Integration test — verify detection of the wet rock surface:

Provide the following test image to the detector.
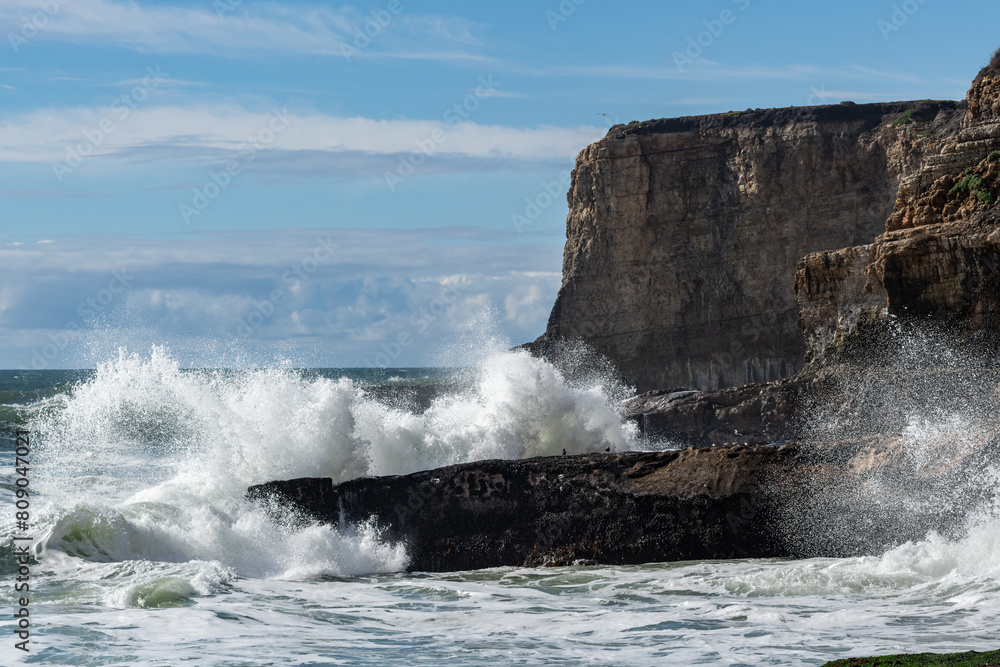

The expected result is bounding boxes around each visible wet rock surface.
[247,439,992,572]
[248,448,788,571]
[248,449,789,571]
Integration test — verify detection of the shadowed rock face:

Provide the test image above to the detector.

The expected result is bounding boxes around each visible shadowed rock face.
[247,441,991,572]
[528,101,962,392]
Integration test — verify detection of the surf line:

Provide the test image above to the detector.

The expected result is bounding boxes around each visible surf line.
[11,430,31,653]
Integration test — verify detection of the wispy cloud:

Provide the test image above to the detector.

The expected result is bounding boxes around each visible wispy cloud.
[97,77,204,88]
[0,104,604,168]
[0,189,110,199]
[0,227,560,274]
[538,63,820,81]
[805,89,918,103]
[0,0,491,63]
[528,61,950,87]
[469,89,527,99]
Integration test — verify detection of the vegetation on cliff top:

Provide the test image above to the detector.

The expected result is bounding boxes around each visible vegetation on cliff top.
[989,46,1000,72]
[894,109,917,126]
[822,649,1000,667]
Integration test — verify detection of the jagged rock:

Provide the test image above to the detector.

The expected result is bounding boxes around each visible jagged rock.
[887,65,1000,232]
[251,449,797,571]
[625,363,1000,450]
[623,380,800,448]
[528,101,961,392]
[798,214,1000,363]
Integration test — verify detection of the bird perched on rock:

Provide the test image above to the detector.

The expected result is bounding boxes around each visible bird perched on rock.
[562,448,567,456]
[604,446,611,452]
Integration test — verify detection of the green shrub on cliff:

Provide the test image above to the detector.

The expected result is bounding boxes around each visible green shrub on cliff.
[822,648,1000,667]
[894,109,916,126]
[944,165,998,208]
[949,173,985,196]
[988,150,1000,163]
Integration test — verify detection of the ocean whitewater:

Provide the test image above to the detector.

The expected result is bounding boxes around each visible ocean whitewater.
[1,345,999,665]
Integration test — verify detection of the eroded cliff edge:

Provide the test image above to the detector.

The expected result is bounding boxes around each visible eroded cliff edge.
[529,100,962,392]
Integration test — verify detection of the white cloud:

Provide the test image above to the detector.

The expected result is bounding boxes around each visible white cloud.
[0,228,564,367]
[0,284,24,319]
[504,280,557,329]
[535,62,948,87]
[0,227,561,275]
[0,104,604,165]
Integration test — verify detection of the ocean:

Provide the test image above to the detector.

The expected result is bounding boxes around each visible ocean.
[1,345,999,666]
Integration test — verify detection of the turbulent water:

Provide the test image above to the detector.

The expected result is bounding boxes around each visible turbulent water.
[1,346,999,665]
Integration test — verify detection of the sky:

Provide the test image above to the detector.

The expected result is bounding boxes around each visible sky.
[0,0,998,369]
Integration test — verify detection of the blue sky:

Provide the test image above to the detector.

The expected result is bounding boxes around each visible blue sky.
[0,0,997,369]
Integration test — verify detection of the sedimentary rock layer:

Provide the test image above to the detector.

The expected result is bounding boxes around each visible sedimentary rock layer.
[530,101,961,392]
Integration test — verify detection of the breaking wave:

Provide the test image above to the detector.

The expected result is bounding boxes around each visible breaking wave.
[20,344,636,588]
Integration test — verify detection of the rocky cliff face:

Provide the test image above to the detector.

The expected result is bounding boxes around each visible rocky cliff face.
[798,62,1000,364]
[531,101,961,392]
[630,59,1000,450]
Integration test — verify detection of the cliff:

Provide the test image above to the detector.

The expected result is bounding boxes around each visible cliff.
[626,57,1000,449]
[798,58,1000,364]
[530,101,962,392]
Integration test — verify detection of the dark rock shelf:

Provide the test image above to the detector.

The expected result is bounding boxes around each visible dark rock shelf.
[247,440,986,572]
